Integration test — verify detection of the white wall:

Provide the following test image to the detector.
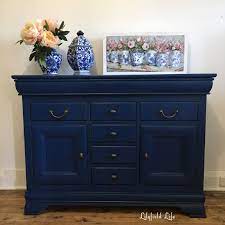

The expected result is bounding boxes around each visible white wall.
[0,0,225,190]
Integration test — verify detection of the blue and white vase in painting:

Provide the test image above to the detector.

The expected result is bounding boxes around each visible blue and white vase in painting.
[39,49,62,75]
[118,50,130,65]
[67,31,95,74]
[156,52,170,67]
[110,51,119,63]
[130,51,145,66]
[145,50,157,66]
[170,50,183,68]
[106,51,111,62]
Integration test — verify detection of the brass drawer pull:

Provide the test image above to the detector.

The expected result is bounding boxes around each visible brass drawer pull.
[110,131,118,137]
[144,152,149,159]
[79,152,84,159]
[111,153,117,158]
[160,109,178,119]
[49,109,69,119]
[109,109,117,114]
[111,174,118,180]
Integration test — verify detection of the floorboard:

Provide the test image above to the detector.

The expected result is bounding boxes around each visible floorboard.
[0,191,225,225]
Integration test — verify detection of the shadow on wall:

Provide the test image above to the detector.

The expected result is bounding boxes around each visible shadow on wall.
[205,101,225,172]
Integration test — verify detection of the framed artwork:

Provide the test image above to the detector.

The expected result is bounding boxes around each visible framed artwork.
[103,33,188,75]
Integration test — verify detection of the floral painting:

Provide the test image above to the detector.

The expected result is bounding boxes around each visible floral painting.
[103,34,187,75]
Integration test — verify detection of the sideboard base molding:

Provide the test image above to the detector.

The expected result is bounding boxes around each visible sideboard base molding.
[24,199,206,218]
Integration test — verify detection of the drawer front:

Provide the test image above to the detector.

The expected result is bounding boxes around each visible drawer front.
[91,146,136,164]
[141,102,198,121]
[91,125,136,143]
[91,102,136,121]
[31,103,87,121]
[92,168,136,185]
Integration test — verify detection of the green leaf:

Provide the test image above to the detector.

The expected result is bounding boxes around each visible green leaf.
[59,21,65,30]
[60,30,70,35]
[44,20,49,30]
[59,35,67,41]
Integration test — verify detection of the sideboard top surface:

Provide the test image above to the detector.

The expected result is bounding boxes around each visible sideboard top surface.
[12,73,217,81]
[12,74,216,95]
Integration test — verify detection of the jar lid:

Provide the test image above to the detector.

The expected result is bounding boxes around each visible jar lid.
[73,30,92,47]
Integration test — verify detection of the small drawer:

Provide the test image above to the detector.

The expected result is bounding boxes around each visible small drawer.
[141,102,198,121]
[31,102,87,121]
[91,102,136,121]
[91,146,136,164]
[91,125,136,143]
[92,168,136,185]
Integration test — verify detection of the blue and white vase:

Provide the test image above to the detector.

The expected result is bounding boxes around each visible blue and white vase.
[118,50,130,65]
[170,50,183,68]
[39,49,62,75]
[156,52,170,67]
[110,51,119,63]
[145,50,157,66]
[130,51,145,66]
[67,31,95,73]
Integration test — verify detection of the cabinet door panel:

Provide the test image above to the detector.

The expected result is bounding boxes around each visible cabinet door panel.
[141,125,198,186]
[32,125,88,185]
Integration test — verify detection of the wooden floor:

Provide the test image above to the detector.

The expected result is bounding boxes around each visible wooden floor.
[0,191,225,225]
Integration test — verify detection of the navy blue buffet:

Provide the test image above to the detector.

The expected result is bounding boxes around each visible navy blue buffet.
[12,74,216,217]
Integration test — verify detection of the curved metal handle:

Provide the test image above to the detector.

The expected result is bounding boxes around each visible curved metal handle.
[160,109,178,119]
[49,109,69,119]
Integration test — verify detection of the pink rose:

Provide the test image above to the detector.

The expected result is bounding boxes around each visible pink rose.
[20,22,39,45]
[128,40,135,49]
[41,31,60,48]
[42,19,58,32]
[35,19,44,42]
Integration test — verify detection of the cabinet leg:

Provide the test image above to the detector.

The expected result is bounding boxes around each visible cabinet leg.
[180,204,206,218]
[24,200,47,215]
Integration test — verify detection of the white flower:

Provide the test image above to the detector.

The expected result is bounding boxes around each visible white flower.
[142,43,149,51]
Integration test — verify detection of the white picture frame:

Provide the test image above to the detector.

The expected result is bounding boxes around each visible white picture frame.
[103,33,188,75]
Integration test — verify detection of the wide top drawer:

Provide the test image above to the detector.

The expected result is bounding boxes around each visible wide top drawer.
[31,102,87,121]
[91,102,136,121]
[141,102,199,121]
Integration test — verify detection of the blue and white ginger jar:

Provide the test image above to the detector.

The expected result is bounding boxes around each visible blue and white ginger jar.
[39,49,62,75]
[118,50,130,65]
[156,52,170,67]
[67,31,95,72]
[170,50,183,68]
[130,52,145,66]
[145,50,157,66]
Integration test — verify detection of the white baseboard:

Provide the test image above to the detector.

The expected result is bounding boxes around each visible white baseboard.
[0,169,225,191]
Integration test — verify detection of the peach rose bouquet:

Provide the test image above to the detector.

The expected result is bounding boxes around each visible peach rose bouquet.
[17,19,69,73]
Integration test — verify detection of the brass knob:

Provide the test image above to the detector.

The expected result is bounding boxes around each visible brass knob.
[109,109,117,114]
[110,131,117,136]
[111,174,118,180]
[144,152,149,159]
[79,152,84,159]
[111,153,117,159]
